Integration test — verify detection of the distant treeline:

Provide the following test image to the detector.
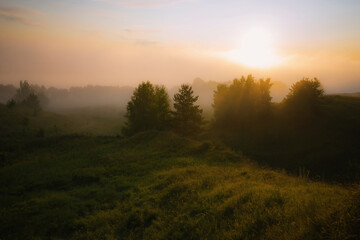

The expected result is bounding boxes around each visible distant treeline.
[0,79,290,110]
[0,83,134,109]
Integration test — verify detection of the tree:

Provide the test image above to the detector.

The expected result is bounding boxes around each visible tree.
[122,82,171,135]
[14,80,34,103]
[154,86,171,130]
[13,80,46,112]
[172,84,203,135]
[213,75,273,128]
[23,93,41,114]
[284,78,324,115]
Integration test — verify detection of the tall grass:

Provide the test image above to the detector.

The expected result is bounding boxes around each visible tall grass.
[1,131,359,239]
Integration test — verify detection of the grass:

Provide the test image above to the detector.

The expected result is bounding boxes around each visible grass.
[212,95,360,182]
[1,131,359,239]
[0,104,125,138]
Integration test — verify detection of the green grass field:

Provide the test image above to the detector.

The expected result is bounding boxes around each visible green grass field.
[1,131,359,239]
[1,96,360,239]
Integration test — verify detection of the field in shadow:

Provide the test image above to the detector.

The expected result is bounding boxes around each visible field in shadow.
[1,131,359,239]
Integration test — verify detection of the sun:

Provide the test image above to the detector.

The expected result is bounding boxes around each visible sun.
[222,27,284,68]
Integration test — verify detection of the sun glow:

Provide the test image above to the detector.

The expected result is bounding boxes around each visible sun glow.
[222,28,284,68]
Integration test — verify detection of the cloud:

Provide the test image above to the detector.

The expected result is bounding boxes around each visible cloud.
[0,5,41,26]
[123,28,161,34]
[93,0,195,8]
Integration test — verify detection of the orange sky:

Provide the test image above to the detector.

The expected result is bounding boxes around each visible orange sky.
[0,0,360,93]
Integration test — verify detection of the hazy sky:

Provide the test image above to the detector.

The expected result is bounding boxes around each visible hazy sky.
[0,0,360,92]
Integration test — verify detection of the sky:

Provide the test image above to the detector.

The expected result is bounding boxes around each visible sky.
[0,0,360,92]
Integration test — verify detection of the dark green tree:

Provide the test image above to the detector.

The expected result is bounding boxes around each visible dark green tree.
[154,86,171,130]
[284,77,324,115]
[123,82,155,135]
[213,75,273,128]
[122,82,171,135]
[172,84,203,135]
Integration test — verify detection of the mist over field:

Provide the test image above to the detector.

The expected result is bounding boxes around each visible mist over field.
[0,78,292,111]
[1,0,360,239]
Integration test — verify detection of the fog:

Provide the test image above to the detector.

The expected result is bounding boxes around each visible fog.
[0,77,294,113]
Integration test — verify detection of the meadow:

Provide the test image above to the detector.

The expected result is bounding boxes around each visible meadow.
[2,0,360,238]
[1,102,360,239]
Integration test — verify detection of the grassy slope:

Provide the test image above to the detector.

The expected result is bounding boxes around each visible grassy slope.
[214,95,360,181]
[1,131,359,239]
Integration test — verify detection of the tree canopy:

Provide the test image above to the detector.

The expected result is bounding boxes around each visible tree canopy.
[284,78,324,115]
[14,80,34,103]
[123,82,171,135]
[213,75,272,128]
[172,84,203,136]
[12,80,43,113]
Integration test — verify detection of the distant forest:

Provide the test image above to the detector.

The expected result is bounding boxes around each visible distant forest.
[0,78,292,109]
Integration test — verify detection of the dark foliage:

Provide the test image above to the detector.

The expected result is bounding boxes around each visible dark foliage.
[213,75,272,129]
[284,77,324,117]
[122,82,171,135]
[14,80,35,103]
[172,84,203,136]
[11,80,48,113]
[212,77,360,182]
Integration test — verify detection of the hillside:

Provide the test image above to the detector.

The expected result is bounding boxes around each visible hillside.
[213,95,360,182]
[1,131,359,239]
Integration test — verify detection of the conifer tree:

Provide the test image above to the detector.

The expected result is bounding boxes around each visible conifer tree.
[172,84,203,135]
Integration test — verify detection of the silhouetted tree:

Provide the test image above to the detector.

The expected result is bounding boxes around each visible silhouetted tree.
[259,78,272,107]
[154,86,171,130]
[284,78,324,115]
[172,84,203,135]
[14,80,34,103]
[213,75,273,128]
[12,80,47,112]
[31,84,49,107]
[122,82,171,135]
[24,93,41,114]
